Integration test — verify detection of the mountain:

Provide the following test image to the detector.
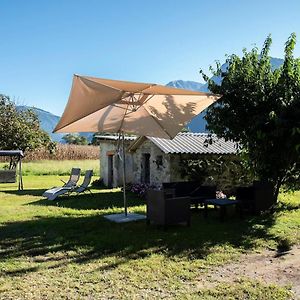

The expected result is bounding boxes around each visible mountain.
[166,80,206,91]
[270,57,284,70]
[166,80,209,132]
[17,106,92,143]
[166,57,284,133]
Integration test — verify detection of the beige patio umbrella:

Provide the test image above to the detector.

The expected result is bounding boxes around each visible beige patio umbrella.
[54,75,221,220]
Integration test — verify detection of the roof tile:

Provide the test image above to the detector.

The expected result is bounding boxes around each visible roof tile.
[148,133,237,154]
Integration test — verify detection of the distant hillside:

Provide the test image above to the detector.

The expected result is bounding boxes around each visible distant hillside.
[166,80,209,132]
[17,106,92,143]
[166,80,206,91]
[167,57,284,133]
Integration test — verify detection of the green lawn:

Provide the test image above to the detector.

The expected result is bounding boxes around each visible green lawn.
[0,175,299,299]
[0,159,100,176]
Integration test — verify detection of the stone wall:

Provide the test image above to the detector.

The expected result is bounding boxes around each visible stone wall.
[100,139,239,189]
[99,141,134,187]
[131,140,171,187]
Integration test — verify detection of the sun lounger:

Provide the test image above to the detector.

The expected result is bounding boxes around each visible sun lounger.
[43,168,81,200]
[60,168,81,187]
[73,170,93,194]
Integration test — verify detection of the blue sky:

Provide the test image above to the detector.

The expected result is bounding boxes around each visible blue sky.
[0,0,299,116]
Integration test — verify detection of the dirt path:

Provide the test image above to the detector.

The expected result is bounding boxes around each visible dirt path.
[198,246,300,298]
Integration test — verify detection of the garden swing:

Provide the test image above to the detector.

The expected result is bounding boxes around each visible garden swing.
[0,150,24,190]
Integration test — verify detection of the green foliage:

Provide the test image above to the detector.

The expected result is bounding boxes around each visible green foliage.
[0,95,51,152]
[62,133,88,145]
[91,177,104,188]
[90,133,100,145]
[201,34,300,200]
[181,126,190,133]
[179,154,254,196]
[276,237,293,252]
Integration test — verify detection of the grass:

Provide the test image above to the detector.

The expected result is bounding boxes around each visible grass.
[0,175,299,299]
[196,279,293,300]
[0,160,100,176]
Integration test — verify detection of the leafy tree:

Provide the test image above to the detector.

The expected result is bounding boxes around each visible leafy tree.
[179,154,254,196]
[201,34,300,201]
[0,95,52,152]
[90,133,100,146]
[62,133,88,145]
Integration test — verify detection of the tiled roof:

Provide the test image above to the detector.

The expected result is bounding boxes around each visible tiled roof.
[147,133,237,154]
[98,133,238,155]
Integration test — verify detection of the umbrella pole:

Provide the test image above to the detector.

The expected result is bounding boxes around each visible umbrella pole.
[121,132,127,216]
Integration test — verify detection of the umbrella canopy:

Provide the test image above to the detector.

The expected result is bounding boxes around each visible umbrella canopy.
[54,75,221,220]
[54,75,221,138]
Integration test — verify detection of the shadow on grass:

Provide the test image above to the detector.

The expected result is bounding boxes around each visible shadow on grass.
[27,190,145,210]
[2,187,145,211]
[274,201,300,212]
[2,189,46,197]
[0,202,277,277]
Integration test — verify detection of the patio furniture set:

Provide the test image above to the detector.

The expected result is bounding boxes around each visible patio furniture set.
[41,168,274,227]
[146,181,275,228]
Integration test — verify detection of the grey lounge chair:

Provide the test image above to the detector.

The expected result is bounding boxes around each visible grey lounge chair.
[43,168,81,200]
[73,170,93,194]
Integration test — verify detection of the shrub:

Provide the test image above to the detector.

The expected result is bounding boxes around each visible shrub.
[91,178,104,188]
[128,183,157,198]
[277,237,293,253]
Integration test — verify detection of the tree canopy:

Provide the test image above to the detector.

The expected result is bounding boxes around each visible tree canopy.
[201,34,300,200]
[0,95,52,152]
[62,133,88,145]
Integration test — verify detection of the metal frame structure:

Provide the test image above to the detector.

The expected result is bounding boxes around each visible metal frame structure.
[0,150,24,190]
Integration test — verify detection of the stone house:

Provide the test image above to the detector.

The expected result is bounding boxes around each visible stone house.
[97,133,237,188]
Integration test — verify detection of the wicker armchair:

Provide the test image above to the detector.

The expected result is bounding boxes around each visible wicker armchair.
[236,181,275,214]
[146,189,191,228]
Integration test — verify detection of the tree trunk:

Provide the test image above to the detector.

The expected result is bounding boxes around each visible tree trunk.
[273,176,284,203]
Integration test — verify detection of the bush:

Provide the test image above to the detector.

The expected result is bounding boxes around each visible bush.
[277,237,293,253]
[0,94,51,152]
[91,178,104,188]
[179,154,254,196]
[128,183,157,198]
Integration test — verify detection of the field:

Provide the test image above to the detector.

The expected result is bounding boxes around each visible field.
[0,162,299,299]
[0,144,99,162]
[0,160,100,176]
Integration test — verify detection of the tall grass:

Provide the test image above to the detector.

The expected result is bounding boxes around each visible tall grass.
[25,144,99,161]
[0,144,99,162]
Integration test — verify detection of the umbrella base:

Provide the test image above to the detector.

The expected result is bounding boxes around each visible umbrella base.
[104,213,146,223]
